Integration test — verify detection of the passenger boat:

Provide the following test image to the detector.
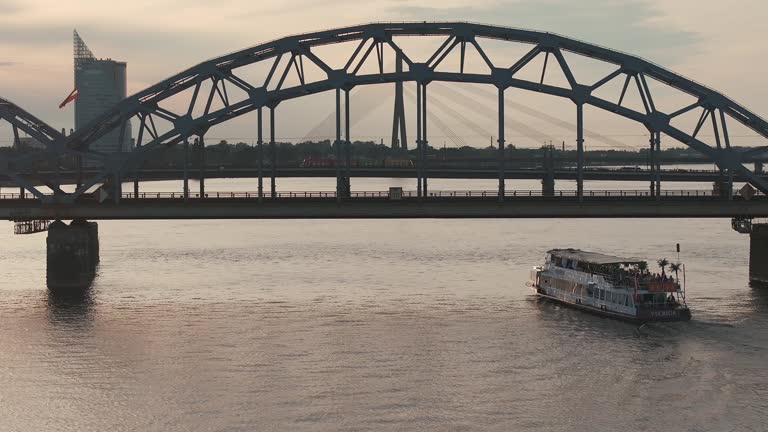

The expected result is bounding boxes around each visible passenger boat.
[530,249,691,322]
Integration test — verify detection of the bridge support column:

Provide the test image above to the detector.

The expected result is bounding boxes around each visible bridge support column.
[76,155,83,191]
[133,170,139,200]
[649,132,656,197]
[542,174,555,196]
[115,123,125,204]
[750,223,768,283]
[542,144,555,197]
[335,88,341,201]
[333,88,350,202]
[183,138,189,202]
[576,103,584,201]
[648,131,662,199]
[199,135,205,198]
[755,162,764,175]
[714,170,733,199]
[270,107,277,198]
[416,83,423,199]
[497,86,505,201]
[13,126,24,199]
[133,141,140,200]
[344,89,352,197]
[46,219,99,292]
[728,171,734,200]
[655,132,662,199]
[257,107,264,203]
[422,83,428,197]
[113,172,121,205]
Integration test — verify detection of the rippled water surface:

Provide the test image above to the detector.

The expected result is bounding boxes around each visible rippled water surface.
[1,179,767,431]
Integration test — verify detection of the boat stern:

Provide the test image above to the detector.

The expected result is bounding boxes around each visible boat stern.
[530,266,544,291]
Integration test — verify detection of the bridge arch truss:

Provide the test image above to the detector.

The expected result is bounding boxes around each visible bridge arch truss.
[3,22,768,202]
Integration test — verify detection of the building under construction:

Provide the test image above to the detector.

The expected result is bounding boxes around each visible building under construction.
[73,30,132,154]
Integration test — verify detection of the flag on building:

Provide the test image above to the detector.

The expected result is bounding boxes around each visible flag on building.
[59,88,78,109]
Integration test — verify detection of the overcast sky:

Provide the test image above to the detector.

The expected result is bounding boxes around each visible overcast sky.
[0,0,765,149]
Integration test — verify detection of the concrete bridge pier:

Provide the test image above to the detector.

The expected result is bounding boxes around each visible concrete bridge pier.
[46,219,99,291]
[750,223,768,283]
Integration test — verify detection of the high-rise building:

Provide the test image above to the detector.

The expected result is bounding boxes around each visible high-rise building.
[73,30,132,154]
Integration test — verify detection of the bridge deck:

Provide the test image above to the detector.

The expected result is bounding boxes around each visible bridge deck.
[2,190,767,220]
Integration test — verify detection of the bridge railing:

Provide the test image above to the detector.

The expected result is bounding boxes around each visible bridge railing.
[112,189,756,199]
[0,188,761,201]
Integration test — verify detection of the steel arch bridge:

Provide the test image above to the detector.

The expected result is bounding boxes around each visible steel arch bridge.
[2,21,768,203]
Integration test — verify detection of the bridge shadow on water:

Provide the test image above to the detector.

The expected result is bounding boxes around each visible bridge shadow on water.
[748,280,768,313]
[46,288,95,327]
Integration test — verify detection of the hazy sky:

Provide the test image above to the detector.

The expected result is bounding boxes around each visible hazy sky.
[0,0,765,148]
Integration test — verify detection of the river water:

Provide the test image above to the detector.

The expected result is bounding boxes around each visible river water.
[1,178,767,431]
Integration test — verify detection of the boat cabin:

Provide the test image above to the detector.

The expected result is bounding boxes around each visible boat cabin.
[547,248,680,293]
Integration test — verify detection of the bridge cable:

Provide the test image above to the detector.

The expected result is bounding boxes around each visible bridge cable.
[403,87,466,148]
[403,86,475,147]
[301,85,390,142]
[437,82,633,149]
[428,82,553,145]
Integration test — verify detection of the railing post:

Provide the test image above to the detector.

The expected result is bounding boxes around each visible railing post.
[497,86,506,202]
[257,107,264,203]
[576,103,585,201]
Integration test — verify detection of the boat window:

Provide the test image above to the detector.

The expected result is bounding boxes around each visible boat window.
[599,289,605,301]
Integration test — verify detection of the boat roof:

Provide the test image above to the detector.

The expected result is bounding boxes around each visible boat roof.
[548,248,644,265]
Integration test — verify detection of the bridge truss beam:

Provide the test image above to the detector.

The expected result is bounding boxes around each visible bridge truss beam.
[1,22,767,204]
